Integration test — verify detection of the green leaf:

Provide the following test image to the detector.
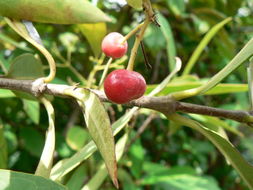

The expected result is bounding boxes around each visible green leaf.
[35,97,55,178]
[50,108,138,180]
[158,13,177,71]
[77,91,118,187]
[146,83,248,96]
[182,17,232,76]
[81,133,128,190]
[66,126,90,151]
[126,0,142,9]
[22,99,40,125]
[0,125,8,169]
[143,175,221,190]
[6,53,44,100]
[19,127,44,157]
[168,114,253,190]
[7,53,44,79]
[190,114,243,137]
[78,23,107,58]
[166,0,185,16]
[0,169,67,190]
[0,0,110,24]
[0,89,15,98]
[129,139,145,178]
[66,163,87,190]
[141,164,220,190]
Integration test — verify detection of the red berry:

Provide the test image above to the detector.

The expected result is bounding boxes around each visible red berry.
[104,69,146,104]
[101,32,128,59]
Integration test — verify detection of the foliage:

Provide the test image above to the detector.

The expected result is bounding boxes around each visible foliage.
[0,0,253,190]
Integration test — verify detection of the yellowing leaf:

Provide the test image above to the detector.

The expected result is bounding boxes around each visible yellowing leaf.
[78,23,107,58]
[126,0,143,9]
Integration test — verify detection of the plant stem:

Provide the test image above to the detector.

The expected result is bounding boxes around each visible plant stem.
[121,22,144,44]
[126,19,150,71]
[98,57,113,88]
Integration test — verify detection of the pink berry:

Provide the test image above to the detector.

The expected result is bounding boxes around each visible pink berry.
[101,32,128,59]
[104,69,146,104]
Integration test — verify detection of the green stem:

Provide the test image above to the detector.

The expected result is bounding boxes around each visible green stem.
[98,57,113,89]
[121,22,144,44]
[126,19,150,71]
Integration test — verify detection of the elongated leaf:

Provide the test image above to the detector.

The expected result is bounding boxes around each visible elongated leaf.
[183,17,232,76]
[22,99,40,125]
[0,0,110,24]
[0,125,8,169]
[50,108,138,180]
[189,114,243,137]
[77,91,117,187]
[0,169,67,190]
[35,98,55,178]
[146,83,248,95]
[78,23,107,58]
[158,13,177,71]
[126,0,142,9]
[81,133,128,190]
[167,114,253,190]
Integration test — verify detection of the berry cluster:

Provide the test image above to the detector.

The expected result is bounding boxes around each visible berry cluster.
[102,32,146,104]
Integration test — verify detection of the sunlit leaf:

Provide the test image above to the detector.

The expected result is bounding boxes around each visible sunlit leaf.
[146,83,248,96]
[78,23,107,58]
[0,0,111,24]
[0,89,15,98]
[77,91,117,187]
[35,97,55,178]
[0,169,67,190]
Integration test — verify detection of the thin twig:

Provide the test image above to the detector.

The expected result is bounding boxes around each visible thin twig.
[0,78,253,124]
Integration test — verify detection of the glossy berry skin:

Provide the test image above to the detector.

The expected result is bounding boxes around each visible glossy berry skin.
[104,69,146,104]
[101,32,128,58]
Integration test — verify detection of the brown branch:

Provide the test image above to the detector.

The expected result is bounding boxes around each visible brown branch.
[0,78,253,125]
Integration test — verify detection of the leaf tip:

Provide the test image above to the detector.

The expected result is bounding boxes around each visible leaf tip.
[113,178,119,189]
